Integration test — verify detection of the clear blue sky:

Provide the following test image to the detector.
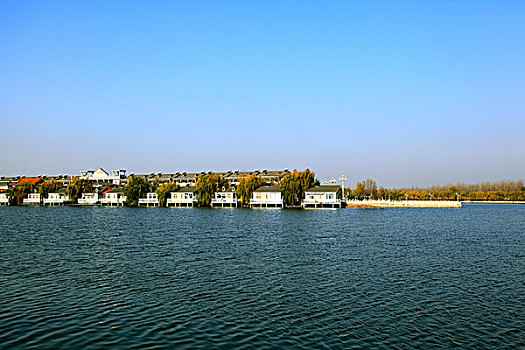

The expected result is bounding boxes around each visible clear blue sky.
[1,1,524,187]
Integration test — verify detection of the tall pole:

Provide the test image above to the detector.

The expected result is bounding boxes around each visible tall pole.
[339,175,347,200]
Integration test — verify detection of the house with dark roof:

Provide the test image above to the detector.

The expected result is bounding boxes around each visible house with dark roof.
[302,185,343,209]
[167,186,198,207]
[211,186,239,208]
[250,185,284,208]
[175,173,200,187]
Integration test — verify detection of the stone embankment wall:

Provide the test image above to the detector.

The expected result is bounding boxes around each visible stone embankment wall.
[346,200,462,208]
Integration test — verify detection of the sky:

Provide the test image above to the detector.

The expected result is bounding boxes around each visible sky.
[1,1,524,187]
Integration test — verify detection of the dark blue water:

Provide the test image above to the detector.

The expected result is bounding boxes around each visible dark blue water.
[0,205,523,349]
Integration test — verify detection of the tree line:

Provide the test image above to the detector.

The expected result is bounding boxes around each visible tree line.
[8,174,524,205]
[347,178,525,201]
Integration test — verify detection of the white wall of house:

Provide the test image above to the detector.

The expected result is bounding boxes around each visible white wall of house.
[23,193,41,204]
[78,193,99,205]
[0,193,9,205]
[251,191,283,204]
[44,192,70,205]
[167,191,197,205]
[100,192,127,205]
[138,192,160,206]
[304,191,340,204]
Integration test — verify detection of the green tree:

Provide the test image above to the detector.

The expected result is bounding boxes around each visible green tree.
[156,182,180,207]
[196,174,228,207]
[8,183,36,205]
[66,178,94,203]
[123,176,150,207]
[39,181,63,199]
[353,182,365,199]
[279,169,317,206]
[237,175,264,207]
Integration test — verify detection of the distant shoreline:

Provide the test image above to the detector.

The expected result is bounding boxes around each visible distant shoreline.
[461,200,525,204]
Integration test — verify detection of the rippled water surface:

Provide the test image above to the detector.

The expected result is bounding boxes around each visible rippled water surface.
[1,205,524,349]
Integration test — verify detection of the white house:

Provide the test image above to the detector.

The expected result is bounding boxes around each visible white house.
[138,192,160,207]
[23,193,42,205]
[43,189,70,206]
[302,185,343,209]
[250,185,284,208]
[211,187,239,207]
[0,191,9,205]
[78,193,99,205]
[167,187,198,207]
[100,188,127,206]
[80,168,127,185]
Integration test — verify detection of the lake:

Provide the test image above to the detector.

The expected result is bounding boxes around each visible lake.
[0,204,523,349]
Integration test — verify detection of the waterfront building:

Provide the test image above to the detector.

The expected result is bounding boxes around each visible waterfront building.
[250,185,284,208]
[0,180,10,191]
[211,187,239,207]
[302,185,344,209]
[166,187,198,207]
[138,192,160,207]
[224,169,290,185]
[78,193,99,205]
[100,188,127,206]
[80,168,127,185]
[43,189,70,206]
[175,173,200,187]
[23,193,42,205]
[0,191,9,205]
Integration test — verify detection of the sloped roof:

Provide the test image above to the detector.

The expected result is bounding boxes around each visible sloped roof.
[305,185,341,193]
[254,185,281,193]
[103,187,124,194]
[177,186,197,193]
[14,177,43,186]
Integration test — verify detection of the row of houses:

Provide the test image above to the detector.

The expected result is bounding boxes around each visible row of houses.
[0,185,344,209]
[0,168,291,190]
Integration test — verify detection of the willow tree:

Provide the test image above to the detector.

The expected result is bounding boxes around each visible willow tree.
[66,178,94,203]
[123,176,150,207]
[156,182,180,207]
[196,174,227,207]
[39,181,63,198]
[8,183,35,205]
[279,169,317,206]
[236,175,264,207]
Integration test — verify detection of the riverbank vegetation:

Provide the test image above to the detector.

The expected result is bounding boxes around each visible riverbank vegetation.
[236,175,264,206]
[122,176,151,206]
[66,179,94,203]
[8,183,35,205]
[347,179,525,201]
[280,169,318,206]
[156,183,180,207]
[196,174,228,207]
